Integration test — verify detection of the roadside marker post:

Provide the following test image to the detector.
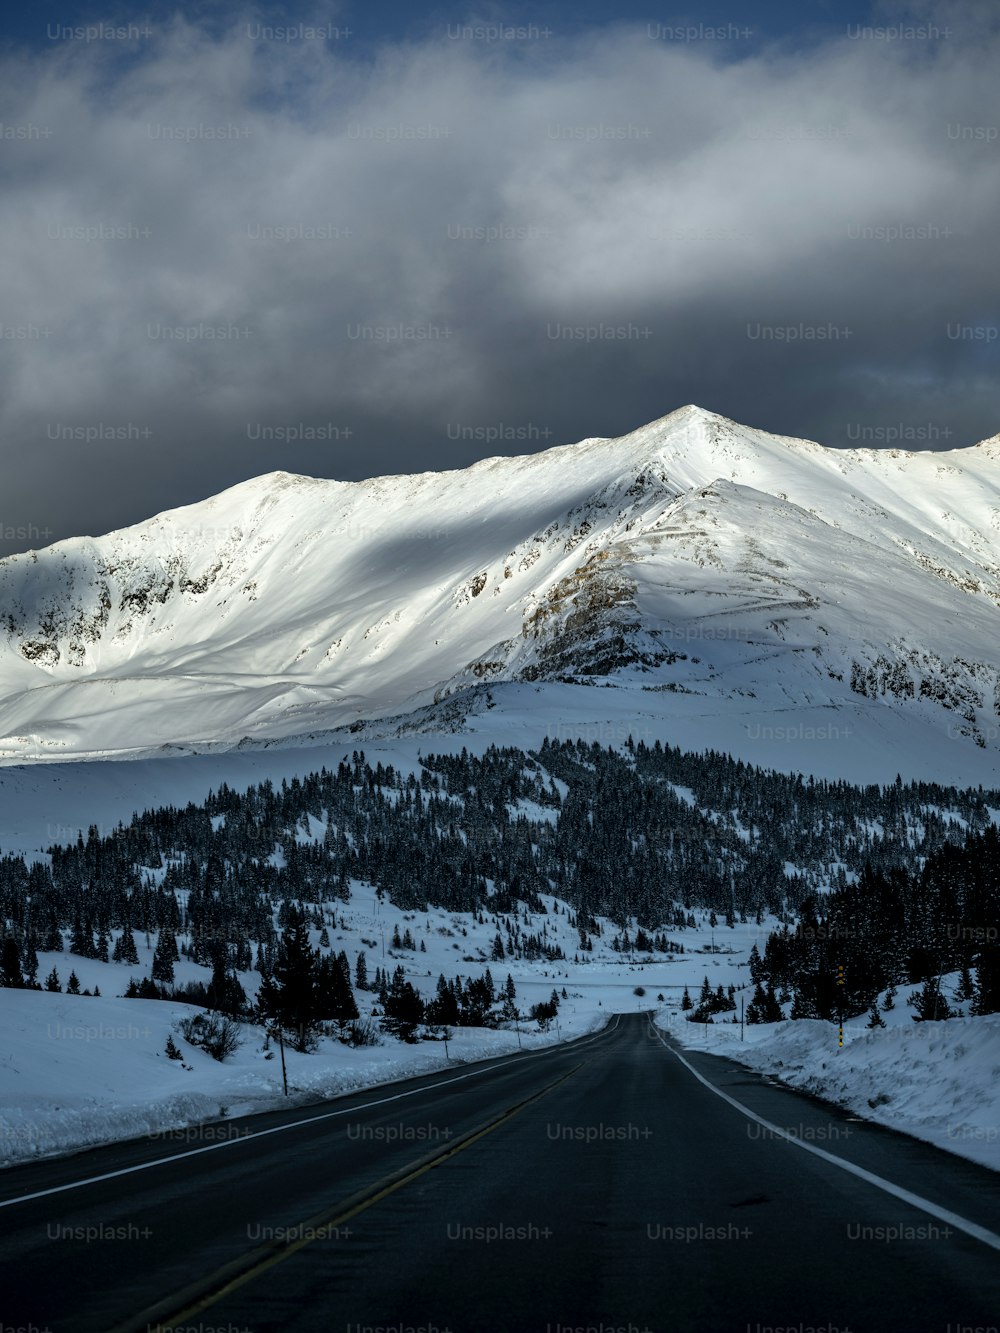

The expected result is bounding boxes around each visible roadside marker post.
[837,963,844,1049]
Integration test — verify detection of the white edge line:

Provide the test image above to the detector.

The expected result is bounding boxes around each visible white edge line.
[649,1019,1000,1254]
[0,1017,617,1211]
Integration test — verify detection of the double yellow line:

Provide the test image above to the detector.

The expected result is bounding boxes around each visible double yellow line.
[112,1061,583,1333]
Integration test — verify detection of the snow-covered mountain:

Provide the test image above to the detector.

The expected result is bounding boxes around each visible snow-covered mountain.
[3,402,1000,771]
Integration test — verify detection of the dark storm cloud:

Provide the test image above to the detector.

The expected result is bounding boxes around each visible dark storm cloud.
[0,2,998,554]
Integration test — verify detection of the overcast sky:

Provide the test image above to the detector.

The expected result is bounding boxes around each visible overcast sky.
[0,0,998,555]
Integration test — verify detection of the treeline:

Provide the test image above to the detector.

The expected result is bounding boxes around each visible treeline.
[1,738,999,984]
[751,825,1000,1018]
[372,965,540,1041]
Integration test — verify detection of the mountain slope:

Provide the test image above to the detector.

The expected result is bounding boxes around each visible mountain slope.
[2,403,1000,767]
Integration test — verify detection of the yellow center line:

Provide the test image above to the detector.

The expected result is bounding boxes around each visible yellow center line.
[112,1059,585,1333]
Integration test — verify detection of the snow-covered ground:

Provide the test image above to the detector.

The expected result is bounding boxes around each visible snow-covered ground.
[668,980,1000,1173]
[4,888,997,1177]
[0,989,608,1168]
[0,888,759,1168]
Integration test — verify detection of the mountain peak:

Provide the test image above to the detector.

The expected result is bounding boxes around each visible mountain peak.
[632,402,727,434]
[5,403,1000,772]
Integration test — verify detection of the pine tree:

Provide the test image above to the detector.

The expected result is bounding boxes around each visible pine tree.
[355,952,369,991]
[44,910,63,953]
[681,986,692,1011]
[45,967,61,992]
[910,975,952,1021]
[69,913,93,958]
[151,932,176,984]
[461,975,496,1027]
[113,930,140,965]
[0,938,23,988]
[866,1004,886,1029]
[500,973,519,1022]
[21,935,39,987]
[205,943,248,1017]
[790,989,819,1019]
[762,983,783,1023]
[972,946,1000,1017]
[258,908,319,1052]
[427,973,460,1025]
[314,954,359,1028]
[66,970,81,995]
[748,943,764,984]
[746,983,769,1024]
[382,965,425,1040]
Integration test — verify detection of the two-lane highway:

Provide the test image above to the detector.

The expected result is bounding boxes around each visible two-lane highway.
[2,1013,998,1332]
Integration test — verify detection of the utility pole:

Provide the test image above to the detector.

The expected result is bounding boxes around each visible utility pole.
[740,993,744,1042]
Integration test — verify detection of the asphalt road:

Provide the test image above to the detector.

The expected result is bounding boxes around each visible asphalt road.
[1,1012,999,1333]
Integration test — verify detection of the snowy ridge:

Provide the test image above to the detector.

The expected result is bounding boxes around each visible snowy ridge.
[2,403,1000,771]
